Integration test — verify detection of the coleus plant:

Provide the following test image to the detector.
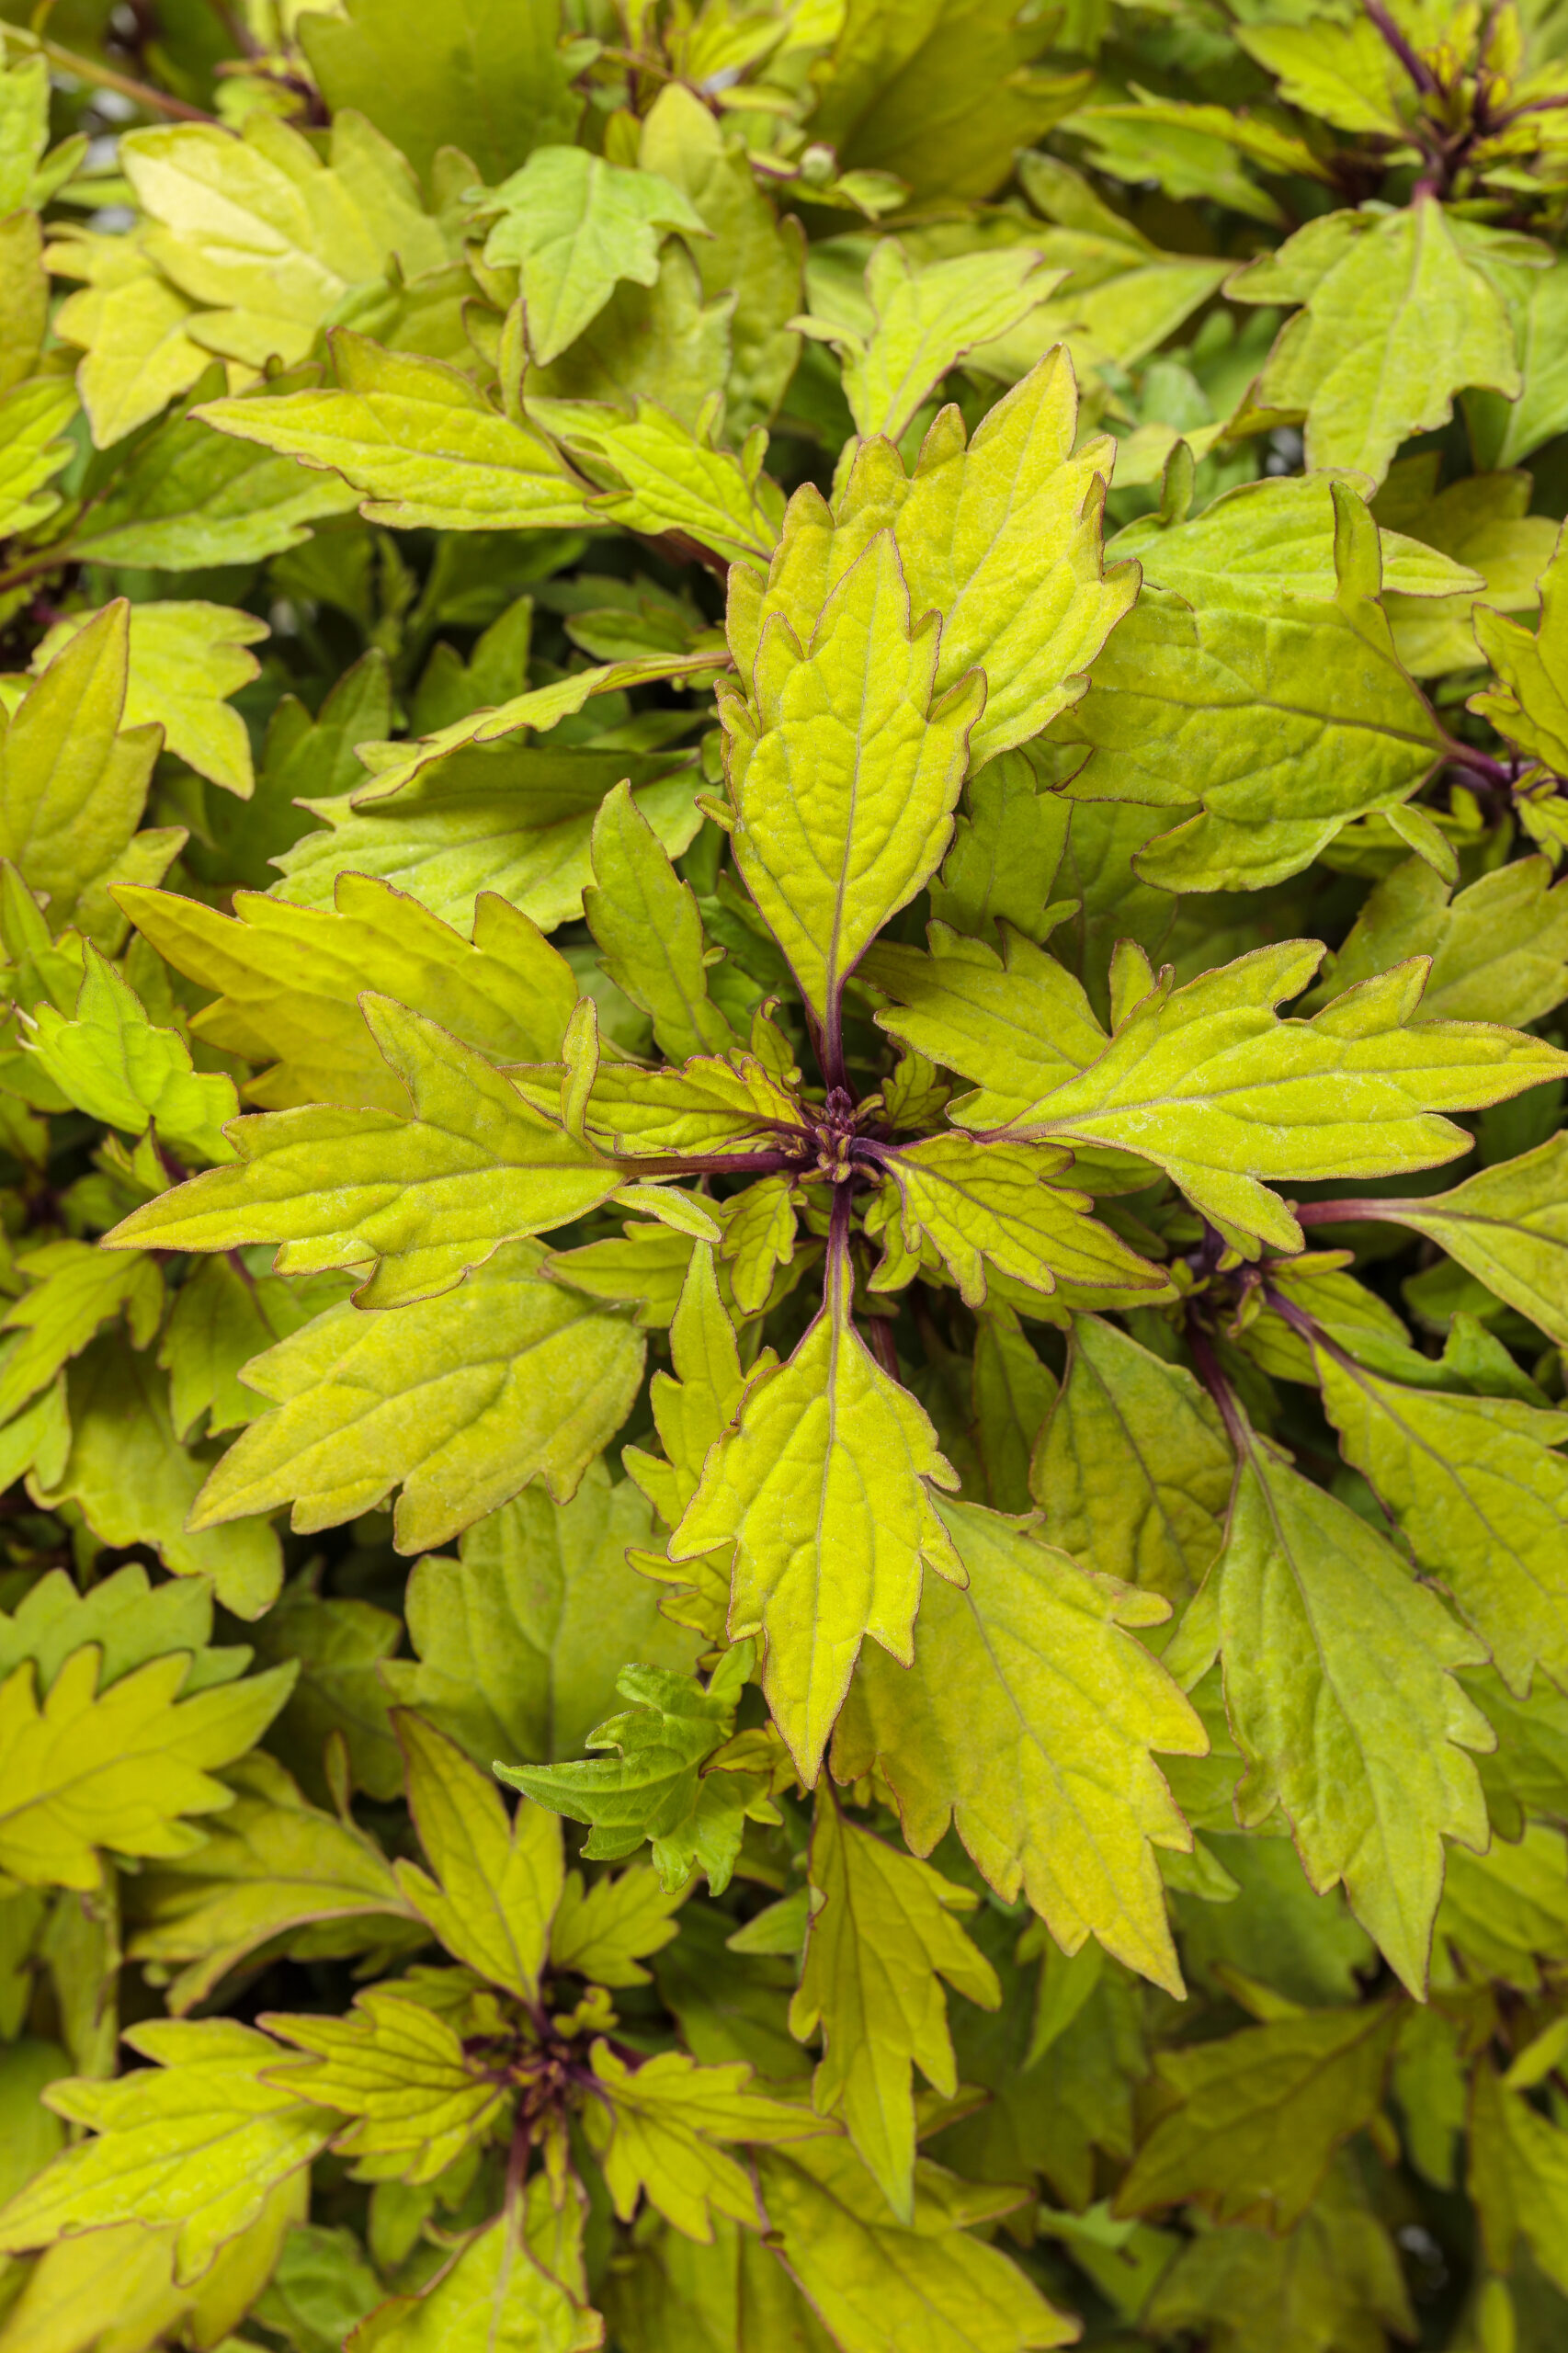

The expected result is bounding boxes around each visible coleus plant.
[2,1,1568,2350]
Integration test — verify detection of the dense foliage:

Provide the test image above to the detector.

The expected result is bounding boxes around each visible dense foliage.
[4,1,1568,2347]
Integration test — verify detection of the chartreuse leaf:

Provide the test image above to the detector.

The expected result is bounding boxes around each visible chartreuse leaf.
[47,225,210,447]
[197,333,594,533]
[584,2040,826,2243]
[0,1237,161,1427]
[672,1223,961,1779]
[735,351,1135,774]
[0,1560,250,1697]
[755,2136,1077,2353]
[1030,1314,1234,1604]
[1228,202,1521,482]
[0,2018,335,2287]
[0,377,77,538]
[876,1131,1164,1310]
[497,1644,757,1895]
[126,1751,415,2013]
[722,527,983,1044]
[106,999,620,1308]
[159,1256,350,1441]
[263,1987,507,2185]
[548,1863,684,1989]
[0,600,172,949]
[1469,2058,1568,2297]
[602,2209,835,2353]
[789,1798,998,2222]
[1053,486,1449,891]
[1435,1823,1568,1992]
[119,873,581,1113]
[809,242,1062,443]
[863,921,1110,1126]
[1173,1427,1492,1995]
[721,1173,799,1316]
[473,146,708,364]
[390,1711,562,2002]
[350,2174,601,2353]
[835,1499,1205,1995]
[1008,941,1568,1255]
[531,394,784,568]
[1372,461,1557,679]
[22,946,239,1165]
[585,780,736,1063]
[1339,1132,1568,1346]
[0,1643,295,1891]
[1115,2001,1401,2230]
[179,1242,644,1555]
[1314,1336,1568,1698]
[35,602,267,798]
[1236,14,1412,135]
[1471,523,1568,774]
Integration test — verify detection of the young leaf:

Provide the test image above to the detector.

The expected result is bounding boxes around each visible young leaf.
[834,1499,1206,1995]
[790,1798,999,2221]
[0,1237,162,1427]
[585,780,736,1064]
[348,2175,601,2352]
[671,1224,962,1779]
[392,1710,562,2003]
[812,242,1062,443]
[548,1863,684,1989]
[532,394,784,567]
[22,945,238,1165]
[264,1988,508,2184]
[584,2041,827,2243]
[722,527,983,1053]
[474,147,708,364]
[0,2019,335,2286]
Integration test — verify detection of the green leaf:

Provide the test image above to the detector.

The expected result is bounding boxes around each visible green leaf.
[585,779,736,1064]
[1374,462,1558,677]
[36,1338,286,1619]
[1177,1430,1491,1995]
[1228,201,1521,482]
[36,600,267,798]
[249,1579,403,1803]
[810,242,1060,443]
[0,600,171,950]
[348,2174,601,2352]
[0,2018,335,2287]
[0,211,48,394]
[876,1131,1165,1310]
[584,2040,827,2243]
[835,1498,1206,1995]
[1006,941,1568,1255]
[790,1799,998,2220]
[1469,2058,1568,2299]
[49,230,210,448]
[264,1987,507,2184]
[1342,1133,1568,1347]
[473,146,708,366]
[1144,2172,1415,2353]
[1469,256,1568,470]
[672,1227,960,1778]
[1030,1313,1234,1604]
[120,873,580,1115]
[0,1236,162,1427]
[722,526,983,1042]
[1315,1336,1568,1699]
[0,1641,293,1893]
[297,0,581,184]
[392,1709,562,2003]
[531,395,783,568]
[1471,523,1568,775]
[107,998,620,1308]
[176,1242,644,1554]
[637,81,803,438]
[0,1559,250,1699]
[126,1751,415,2013]
[197,333,594,534]
[1436,1823,1568,1991]
[383,1461,698,1772]
[601,2209,835,2353]
[754,2136,1077,2353]
[497,1646,756,1895]
[1115,2001,1401,2229]
[1052,485,1449,890]
[159,1256,352,1441]
[1236,16,1413,136]
[1311,853,1568,1029]
[22,945,239,1164]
